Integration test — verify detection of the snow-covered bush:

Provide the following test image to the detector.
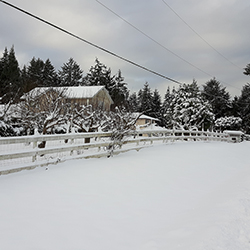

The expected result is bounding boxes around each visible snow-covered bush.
[102,108,139,157]
[214,116,242,131]
[0,120,16,137]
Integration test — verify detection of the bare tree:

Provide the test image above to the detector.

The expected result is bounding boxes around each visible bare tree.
[17,87,70,147]
[103,108,140,157]
[71,105,108,143]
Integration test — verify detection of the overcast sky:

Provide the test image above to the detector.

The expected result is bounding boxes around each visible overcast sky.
[0,0,249,97]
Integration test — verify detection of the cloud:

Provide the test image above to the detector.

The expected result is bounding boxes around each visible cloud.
[0,0,249,97]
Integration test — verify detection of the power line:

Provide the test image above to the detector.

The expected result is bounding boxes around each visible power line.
[0,0,181,85]
[161,0,242,70]
[96,0,214,78]
[95,0,241,91]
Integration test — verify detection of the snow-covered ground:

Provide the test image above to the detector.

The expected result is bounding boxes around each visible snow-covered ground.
[1,141,250,250]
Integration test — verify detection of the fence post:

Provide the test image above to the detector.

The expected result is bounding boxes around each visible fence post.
[32,140,37,162]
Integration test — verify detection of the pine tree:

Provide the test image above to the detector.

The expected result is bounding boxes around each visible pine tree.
[84,58,112,88]
[109,70,129,109]
[42,59,59,87]
[162,87,173,113]
[20,65,29,93]
[139,82,153,115]
[161,87,174,128]
[237,83,250,133]
[243,63,250,76]
[24,57,59,90]
[128,92,139,112]
[26,57,45,87]
[0,46,21,103]
[170,81,214,130]
[84,59,129,109]
[137,89,143,111]
[202,78,231,119]
[58,58,83,86]
[151,89,162,118]
[0,48,9,101]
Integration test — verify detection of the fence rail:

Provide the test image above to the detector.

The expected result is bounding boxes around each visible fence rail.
[0,129,231,175]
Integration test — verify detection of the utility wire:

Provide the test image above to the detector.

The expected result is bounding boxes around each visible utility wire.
[96,0,214,79]
[0,0,181,85]
[161,0,242,70]
[95,0,240,91]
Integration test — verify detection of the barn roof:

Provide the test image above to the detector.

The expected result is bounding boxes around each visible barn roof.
[63,86,105,98]
[21,86,113,103]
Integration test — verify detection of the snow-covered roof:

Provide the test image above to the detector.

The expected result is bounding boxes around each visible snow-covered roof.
[64,86,105,98]
[223,130,244,136]
[132,113,159,121]
[22,86,113,102]
[138,114,159,121]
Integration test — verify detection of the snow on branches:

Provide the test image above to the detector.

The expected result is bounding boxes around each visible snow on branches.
[103,108,139,157]
[214,116,242,131]
[164,82,214,130]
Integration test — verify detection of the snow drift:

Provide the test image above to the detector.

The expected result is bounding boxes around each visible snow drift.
[0,141,250,250]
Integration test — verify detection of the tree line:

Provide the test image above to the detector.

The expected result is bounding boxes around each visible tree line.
[129,76,250,133]
[0,46,250,135]
[0,46,129,109]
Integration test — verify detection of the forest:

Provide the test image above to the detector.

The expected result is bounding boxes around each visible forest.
[0,46,250,136]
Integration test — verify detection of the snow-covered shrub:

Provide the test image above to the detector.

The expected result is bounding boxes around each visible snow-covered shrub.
[214,116,242,131]
[102,108,139,157]
[0,120,16,137]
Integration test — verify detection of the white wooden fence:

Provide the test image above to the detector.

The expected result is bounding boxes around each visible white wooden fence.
[0,129,230,175]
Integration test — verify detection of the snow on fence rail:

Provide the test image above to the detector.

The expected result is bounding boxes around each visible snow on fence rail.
[0,129,230,175]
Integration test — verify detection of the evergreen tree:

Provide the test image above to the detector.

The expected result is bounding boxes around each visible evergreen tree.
[0,48,10,102]
[139,82,153,115]
[137,89,143,111]
[162,87,173,113]
[20,65,37,93]
[170,81,214,130]
[58,58,83,86]
[151,89,162,118]
[128,92,139,112]
[0,49,3,75]
[84,59,129,109]
[26,57,45,87]
[202,78,231,119]
[42,59,59,87]
[243,63,250,76]
[161,87,174,128]
[84,58,113,88]
[24,57,58,90]
[237,83,250,133]
[0,46,21,103]
[231,96,241,117]
[109,70,129,109]
[20,65,28,93]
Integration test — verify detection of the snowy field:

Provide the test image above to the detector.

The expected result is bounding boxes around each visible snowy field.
[1,141,250,250]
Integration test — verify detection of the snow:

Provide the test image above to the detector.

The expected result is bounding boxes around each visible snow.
[139,114,160,121]
[1,141,250,250]
[22,86,105,99]
[224,130,244,136]
[65,86,104,98]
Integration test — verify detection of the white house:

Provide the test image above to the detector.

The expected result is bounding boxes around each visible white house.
[135,114,160,129]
